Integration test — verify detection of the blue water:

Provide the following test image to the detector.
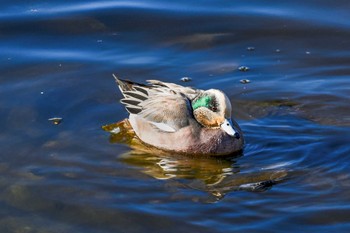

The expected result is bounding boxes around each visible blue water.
[1,0,350,232]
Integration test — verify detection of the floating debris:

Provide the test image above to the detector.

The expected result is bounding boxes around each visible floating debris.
[97,39,103,43]
[238,66,250,72]
[40,91,44,95]
[247,46,255,51]
[305,51,311,55]
[240,79,251,84]
[180,77,192,82]
[275,49,281,53]
[48,117,62,125]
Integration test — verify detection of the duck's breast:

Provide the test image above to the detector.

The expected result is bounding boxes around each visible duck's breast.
[129,115,244,155]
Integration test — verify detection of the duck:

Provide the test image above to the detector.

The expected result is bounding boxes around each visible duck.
[114,75,244,156]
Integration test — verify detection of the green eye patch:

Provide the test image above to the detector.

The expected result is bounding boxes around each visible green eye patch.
[192,96,212,110]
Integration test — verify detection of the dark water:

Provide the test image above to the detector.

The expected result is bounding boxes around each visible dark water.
[1,0,350,232]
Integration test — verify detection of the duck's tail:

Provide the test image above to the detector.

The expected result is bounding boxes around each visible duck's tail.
[113,74,150,114]
[113,74,135,93]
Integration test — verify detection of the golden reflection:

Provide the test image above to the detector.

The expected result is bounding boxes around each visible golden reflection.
[120,151,239,185]
[103,120,288,198]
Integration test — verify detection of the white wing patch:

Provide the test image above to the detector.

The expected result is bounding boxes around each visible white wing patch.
[150,122,176,132]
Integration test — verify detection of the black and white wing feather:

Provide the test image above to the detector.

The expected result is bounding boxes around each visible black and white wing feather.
[114,75,198,132]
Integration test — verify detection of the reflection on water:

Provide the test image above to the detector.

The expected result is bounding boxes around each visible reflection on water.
[1,0,350,232]
[104,119,289,201]
[120,151,289,200]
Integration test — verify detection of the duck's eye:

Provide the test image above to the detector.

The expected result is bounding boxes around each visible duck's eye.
[212,106,218,112]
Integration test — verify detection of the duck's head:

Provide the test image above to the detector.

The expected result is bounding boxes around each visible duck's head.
[191,89,240,139]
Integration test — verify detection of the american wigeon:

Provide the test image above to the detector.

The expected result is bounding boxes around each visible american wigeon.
[114,75,244,155]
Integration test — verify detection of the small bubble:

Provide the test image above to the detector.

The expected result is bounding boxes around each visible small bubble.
[48,117,62,125]
[180,77,192,82]
[40,91,44,95]
[97,39,103,43]
[238,66,250,72]
[247,46,255,51]
[240,79,251,84]
[275,49,281,53]
[305,51,311,55]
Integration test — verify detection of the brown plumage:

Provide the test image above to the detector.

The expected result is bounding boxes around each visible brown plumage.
[113,75,244,155]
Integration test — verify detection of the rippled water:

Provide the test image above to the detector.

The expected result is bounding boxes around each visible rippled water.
[1,0,350,232]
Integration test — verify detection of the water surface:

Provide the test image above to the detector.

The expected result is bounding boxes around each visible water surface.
[1,0,350,232]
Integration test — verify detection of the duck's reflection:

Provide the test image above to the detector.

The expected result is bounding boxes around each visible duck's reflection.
[120,151,241,184]
[104,120,288,200]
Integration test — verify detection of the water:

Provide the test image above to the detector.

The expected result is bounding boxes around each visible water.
[1,0,350,232]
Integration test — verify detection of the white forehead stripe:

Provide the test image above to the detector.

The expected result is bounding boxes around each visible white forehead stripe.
[210,89,231,116]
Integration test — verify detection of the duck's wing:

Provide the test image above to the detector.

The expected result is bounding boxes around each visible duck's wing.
[146,79,199,100]
[115,76,199,132]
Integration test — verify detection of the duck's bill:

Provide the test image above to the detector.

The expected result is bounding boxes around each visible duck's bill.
[221,119,240,139]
